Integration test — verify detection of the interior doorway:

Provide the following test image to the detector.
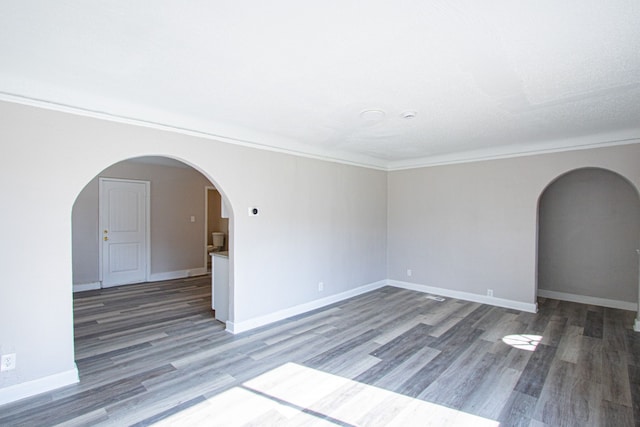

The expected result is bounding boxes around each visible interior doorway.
[99,178,150,287]
[72,155,231,289]
[537,167,640,309]
[72,154,234,333]
[204,186,230,269]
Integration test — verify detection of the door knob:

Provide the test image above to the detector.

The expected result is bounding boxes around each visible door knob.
[104,236,109,241]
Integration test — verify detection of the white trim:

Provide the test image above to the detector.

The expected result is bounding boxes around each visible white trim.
[2,92,639,172]
[537,289,637,311]
[73,282,101,293]
[384,135,640,171]
[389,280,538,313]
[0,93,387,171]
[204,186,214,269]
[148,267,208,283]
[0,366,78,406]
[144,183,151,282]
[225,280,388,334]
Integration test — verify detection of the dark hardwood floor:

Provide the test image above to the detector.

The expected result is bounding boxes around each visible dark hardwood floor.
[1,275,639,426]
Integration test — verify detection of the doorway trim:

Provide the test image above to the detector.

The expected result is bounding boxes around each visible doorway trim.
[204,185,215,269]
[99,177,151,287]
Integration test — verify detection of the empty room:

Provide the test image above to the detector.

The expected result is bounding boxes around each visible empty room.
[1,2,640,426]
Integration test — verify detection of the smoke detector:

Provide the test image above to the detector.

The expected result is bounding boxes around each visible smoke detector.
[359,110,386,121]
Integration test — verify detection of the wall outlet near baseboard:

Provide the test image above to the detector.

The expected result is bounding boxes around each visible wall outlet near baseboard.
[407,269,412,277]
[487,289,494,297]
[318,282,324,292]
[1,353,16,371]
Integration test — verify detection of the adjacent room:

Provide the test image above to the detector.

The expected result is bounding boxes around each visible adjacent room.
[1,2,640,425]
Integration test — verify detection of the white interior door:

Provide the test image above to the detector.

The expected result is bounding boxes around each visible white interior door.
[100,178,149,287]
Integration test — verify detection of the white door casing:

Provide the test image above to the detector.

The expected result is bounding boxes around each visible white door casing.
[100,178,150,287]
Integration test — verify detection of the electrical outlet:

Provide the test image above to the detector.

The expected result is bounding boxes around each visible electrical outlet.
[487,289,494,297]
[318,282,324,292]
[1,353,16,371]
[407,269,412,277]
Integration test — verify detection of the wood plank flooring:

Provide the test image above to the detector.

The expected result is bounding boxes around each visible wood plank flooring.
[1,276,639,426]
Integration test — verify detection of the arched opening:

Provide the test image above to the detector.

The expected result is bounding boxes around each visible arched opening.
[71,155,234,357]
[537,167,640,309]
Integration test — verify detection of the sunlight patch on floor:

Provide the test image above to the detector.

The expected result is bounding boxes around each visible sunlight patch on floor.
[151,362,500,426]
[501,334,542,352]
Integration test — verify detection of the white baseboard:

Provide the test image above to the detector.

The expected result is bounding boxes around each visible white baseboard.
[389,280,538,313]
[226,280,388,334]
[99,268,210,289]
[148,267,208,282]
[537,289,637,311]
[0,366,79,406]
[73,282,101,293]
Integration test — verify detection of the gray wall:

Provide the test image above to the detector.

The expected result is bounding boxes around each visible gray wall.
[71,180,99,285]
[538,168,640,302]
[388,159,538,303]
[0,100,387,401]
[2,98,640,404]
[72,160,213,285]
[388,144,640,305]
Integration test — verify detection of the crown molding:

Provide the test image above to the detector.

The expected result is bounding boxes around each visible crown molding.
[2,92,638,172]
[0,92,389,171]
[385,132,640,171]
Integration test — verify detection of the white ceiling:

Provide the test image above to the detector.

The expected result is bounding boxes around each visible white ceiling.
[1,1,639,169]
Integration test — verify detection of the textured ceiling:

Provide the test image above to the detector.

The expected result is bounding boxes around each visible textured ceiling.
[1,1,639,169]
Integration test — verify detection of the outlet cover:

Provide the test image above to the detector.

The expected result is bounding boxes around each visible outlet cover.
[1,353,16,371]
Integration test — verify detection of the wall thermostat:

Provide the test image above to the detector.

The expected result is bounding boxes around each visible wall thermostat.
[248,207,259,216]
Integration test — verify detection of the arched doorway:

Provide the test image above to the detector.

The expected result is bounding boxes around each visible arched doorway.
[537,167,640,309]
[71,155,233,320]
